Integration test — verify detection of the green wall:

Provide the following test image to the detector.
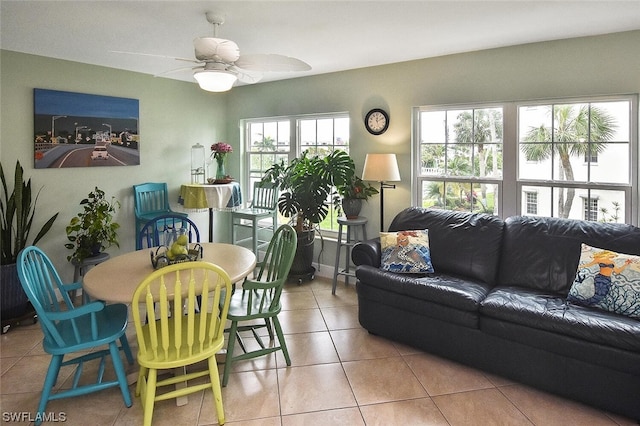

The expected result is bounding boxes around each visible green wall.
[2,30,640,278]
[1,50,228,280]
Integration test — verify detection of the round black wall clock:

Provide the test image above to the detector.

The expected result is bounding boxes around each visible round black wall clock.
[365,108,389,135]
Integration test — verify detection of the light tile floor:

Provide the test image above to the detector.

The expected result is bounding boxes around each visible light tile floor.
[1,277,636,425]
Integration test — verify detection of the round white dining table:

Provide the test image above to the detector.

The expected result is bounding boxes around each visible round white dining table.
[83,243,256,303]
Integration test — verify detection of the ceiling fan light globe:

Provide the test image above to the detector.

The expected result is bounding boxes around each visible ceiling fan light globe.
[193,69,237,92]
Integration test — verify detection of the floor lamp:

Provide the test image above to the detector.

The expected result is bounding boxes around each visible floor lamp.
[361,153,401,232]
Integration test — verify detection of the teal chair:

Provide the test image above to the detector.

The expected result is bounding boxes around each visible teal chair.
[17,246,133,425]
[222,224,297,386]
[134,182,187,249]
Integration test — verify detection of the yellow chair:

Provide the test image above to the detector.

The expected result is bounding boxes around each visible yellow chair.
[222,224,297,387]
[131,262,232,426]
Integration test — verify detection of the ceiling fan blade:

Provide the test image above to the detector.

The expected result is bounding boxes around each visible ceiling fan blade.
[234,54,311,72]
[193,37,240,62]
[154,65,203,78]
[110,50,197,63]
[234,69,263,84]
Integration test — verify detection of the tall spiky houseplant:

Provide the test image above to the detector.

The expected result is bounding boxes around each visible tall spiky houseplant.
[1,160,58,320]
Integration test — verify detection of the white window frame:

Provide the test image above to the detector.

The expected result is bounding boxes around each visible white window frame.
[412,94,638,225]
[241,112,350,233]
[412,103,505,216]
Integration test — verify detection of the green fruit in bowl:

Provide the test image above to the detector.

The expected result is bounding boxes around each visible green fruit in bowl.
[176,234,189,246]
[170,241,188,258]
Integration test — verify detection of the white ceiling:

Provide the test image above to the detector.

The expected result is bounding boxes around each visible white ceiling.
[2,1,640,88]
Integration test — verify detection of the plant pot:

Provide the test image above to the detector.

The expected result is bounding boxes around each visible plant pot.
[1,263,29,320]
[342,198,363,219]
[289,229,315,276]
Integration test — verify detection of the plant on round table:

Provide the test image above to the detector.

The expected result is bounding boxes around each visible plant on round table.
[65,187,120,263]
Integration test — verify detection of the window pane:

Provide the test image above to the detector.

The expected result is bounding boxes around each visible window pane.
[593,189,625,223]
[590,143,629,184]
[519,142,552,180]
[421,180,498,214]
[521,185,553,217]
[475,143,502,178]
[420,144,446,175]
[447,144,473,176]
[421,111,446,143]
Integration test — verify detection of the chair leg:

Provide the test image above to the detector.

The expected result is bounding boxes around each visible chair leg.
[222,320,239,387]
[208,356,226,425]
[119,334,134,365]
[232,217,238,245]
[252,218,258,258]
[35,355,63,426]
[272,316,291,366]
[109,341,132,407]
[142,368,157,426]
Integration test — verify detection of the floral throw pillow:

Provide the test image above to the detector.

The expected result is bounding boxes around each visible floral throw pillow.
[567,243,640,318]
[380,230,434,274]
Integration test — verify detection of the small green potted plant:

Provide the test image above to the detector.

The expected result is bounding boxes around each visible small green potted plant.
[333,175,379,219]
[65,187,120,263]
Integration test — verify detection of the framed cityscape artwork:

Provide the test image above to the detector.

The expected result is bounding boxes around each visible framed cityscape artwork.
[34,88,140,168]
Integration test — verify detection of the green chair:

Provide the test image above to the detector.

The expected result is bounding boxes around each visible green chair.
[231,181,278,259]
[222,224,297,386]
[17,246,133,426]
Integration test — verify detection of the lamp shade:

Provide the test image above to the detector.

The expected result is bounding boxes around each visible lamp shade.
[362,153,401,182]
[193,69,237,92]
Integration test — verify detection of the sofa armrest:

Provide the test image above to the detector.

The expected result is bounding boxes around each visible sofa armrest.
[352,239,381,268]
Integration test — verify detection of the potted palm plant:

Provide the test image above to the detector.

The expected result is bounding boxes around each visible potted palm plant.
[261,150,355,279]
[65,187,120,264]
[1,160,58,322]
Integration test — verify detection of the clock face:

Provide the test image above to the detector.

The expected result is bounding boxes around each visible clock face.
[365,109,389,135]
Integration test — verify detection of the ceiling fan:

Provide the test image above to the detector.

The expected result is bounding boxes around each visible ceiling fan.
[116,12,311,92]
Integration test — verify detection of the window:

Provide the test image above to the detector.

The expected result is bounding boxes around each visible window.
[413,95,637,224]
[584,198,599,221]
[518,98,633,223]
[414,105,503,214]
[243,113,349,232]
[525,191,538,215]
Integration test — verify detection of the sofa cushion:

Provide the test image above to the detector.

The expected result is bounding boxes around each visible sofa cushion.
[567,244,640,319]
[498,216,640,294]
[380,230,434,273]
[356,265,492,313]
[480,286,640,352]
[388,207,504,284]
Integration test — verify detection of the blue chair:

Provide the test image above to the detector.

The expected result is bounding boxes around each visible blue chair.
[134,183,187,249]
[137,214,201,250]
[17,246,133,425]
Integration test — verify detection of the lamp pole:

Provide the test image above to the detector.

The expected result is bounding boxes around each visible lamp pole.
[379,181,396,232]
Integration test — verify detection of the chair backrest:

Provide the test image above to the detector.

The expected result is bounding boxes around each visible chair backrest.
[250,181,278,210]
[244,224,297,313]
[138,214,201,250]
[133,182,171,218]
[131,261,232,362]
[17,246,89,348]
